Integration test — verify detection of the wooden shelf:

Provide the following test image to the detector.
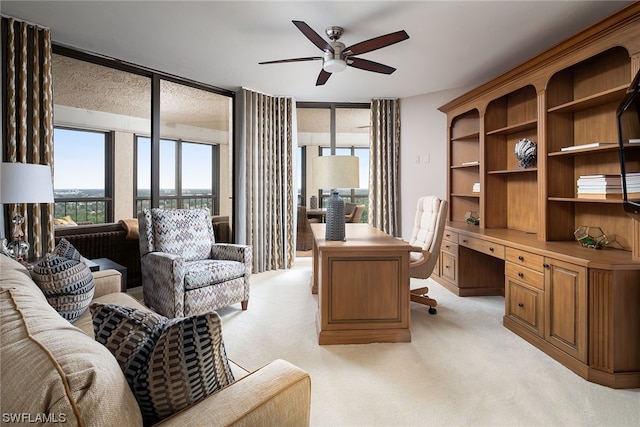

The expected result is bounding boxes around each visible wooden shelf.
[451,163,480,169]
[548,197,623,204]
[451,193,480,198]
[547,85,628,113]
[549,143,639,156]
[486,119,537,136]
[451,131,480,141]
[487,168,537,175]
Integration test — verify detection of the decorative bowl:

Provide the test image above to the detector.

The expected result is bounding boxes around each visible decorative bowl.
[574,226,608,249]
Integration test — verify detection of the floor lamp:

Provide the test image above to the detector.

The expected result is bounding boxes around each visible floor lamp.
[313,156,359,241]
[0,162,55,261]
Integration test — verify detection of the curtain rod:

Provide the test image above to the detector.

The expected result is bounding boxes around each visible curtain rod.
[1,13,50,30]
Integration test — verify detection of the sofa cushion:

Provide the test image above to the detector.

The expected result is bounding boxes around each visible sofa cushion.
[183,259,247,290]
[91,302,235,425]
[30,240,95,323]
[0,255,143,426]
[149,208,214,261]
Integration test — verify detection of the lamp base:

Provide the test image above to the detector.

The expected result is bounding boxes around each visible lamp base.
[325,191,346,241]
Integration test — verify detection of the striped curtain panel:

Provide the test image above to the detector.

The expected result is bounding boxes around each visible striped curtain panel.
[369,98,401,236]
[2,17,55,257]
[235,89,297,273]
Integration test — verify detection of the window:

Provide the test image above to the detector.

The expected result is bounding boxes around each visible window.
[297,103,370,222]
[136,137,219,214]
[51,46,234,229]
[53,127,112,224]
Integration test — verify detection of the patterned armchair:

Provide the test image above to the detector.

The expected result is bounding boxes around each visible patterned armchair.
[138,208,252,317]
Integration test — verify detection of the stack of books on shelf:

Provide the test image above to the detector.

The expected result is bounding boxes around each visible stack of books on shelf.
[472,182,480,194]
[576,173,640,199]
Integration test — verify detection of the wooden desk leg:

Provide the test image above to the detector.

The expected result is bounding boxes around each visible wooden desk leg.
[311,239,318,294]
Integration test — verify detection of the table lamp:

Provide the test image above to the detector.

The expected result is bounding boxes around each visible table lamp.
[0,162,55,261]
[313,155,359,241]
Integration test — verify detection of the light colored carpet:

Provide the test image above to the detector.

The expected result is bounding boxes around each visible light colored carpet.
[136,257,640,426]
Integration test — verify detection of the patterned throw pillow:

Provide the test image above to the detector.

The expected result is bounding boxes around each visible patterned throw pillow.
[31,239,94,323]
[90,303,235,425]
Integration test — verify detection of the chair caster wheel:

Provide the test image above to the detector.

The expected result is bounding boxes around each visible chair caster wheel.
[428,307,437,315]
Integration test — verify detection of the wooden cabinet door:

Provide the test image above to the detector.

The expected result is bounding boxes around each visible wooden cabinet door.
[505,277,544,336]
[440,250,457,284]
[544,258,587,362]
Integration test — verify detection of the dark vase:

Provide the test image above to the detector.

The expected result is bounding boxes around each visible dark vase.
[325,191,345,241]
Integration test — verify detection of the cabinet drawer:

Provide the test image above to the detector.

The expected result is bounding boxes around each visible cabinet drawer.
[441,241,458,255]
[443,229,458,244]
[506,278,543,336]
[459,235,505,259]
[440,251,457,284]
[505,248,544,273]
[505,262,544,290]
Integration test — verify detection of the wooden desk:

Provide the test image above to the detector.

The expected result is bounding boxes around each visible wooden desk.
[310,223,412,345]
[433,222,640,389]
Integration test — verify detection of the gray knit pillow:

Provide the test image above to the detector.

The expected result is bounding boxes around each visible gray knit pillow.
[90,303,235,425]
[31,241,95,323]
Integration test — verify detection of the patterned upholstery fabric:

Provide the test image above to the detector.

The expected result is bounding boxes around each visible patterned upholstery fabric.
[90,302,235,426]
[151,208,214,261]
[138,208,252,317]
[31,239,95,323]
[184,259,247,290]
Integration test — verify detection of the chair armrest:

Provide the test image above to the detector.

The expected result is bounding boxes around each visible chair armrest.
[92,269,122,298]
[140,252,186,317]
[156,359,311,427]
[409,247,431,269]
[211,244,252,266]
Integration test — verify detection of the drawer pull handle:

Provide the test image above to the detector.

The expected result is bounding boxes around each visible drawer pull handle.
[445,266,450,269]
[462,239,467,243]
[518,303,524,308]
[489,247,494,252]
[543,263,550,268]
[518,272,524,278]
[518,255,524,261]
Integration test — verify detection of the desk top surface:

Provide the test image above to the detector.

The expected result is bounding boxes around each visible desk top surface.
[310,223,411,251]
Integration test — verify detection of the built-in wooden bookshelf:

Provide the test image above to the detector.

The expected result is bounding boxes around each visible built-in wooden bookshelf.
[435,3,640,389]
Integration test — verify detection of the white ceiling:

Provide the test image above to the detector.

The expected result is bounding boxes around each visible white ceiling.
[1,1,633,103]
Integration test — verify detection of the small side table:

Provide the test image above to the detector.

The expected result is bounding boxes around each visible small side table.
[91,258,127,292]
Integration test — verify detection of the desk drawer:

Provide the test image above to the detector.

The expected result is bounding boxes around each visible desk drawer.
[505,248,544,273]
[505,262,544,290]
[440,251,457,284]
[441,241,458,255]
[443,229,459,244]
[459,235,505,259]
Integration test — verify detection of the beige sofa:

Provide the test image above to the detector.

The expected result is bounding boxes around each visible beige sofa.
[0,256,311,426]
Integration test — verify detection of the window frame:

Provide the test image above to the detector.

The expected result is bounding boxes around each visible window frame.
[52,125,114,224]
[134,136,221,215]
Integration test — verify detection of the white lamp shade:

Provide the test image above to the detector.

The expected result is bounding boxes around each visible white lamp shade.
[0,162,55,204]
[313,156,360,189]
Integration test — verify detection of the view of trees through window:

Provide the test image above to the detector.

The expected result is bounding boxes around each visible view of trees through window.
[53,127,111,224]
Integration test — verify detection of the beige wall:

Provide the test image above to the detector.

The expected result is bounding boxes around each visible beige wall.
[399,87,469,239]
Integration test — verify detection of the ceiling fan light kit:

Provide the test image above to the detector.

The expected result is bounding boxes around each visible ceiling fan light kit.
[260,20,409,86]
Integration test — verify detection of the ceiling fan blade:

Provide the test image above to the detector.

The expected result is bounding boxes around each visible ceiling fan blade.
[316,69,332,86]
[345,30,409,56]
[348,57,396,74]
[293,20,334,53]
[259,56,322,65]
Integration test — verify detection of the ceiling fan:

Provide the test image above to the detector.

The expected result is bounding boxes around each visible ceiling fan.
[259,20,409,86]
